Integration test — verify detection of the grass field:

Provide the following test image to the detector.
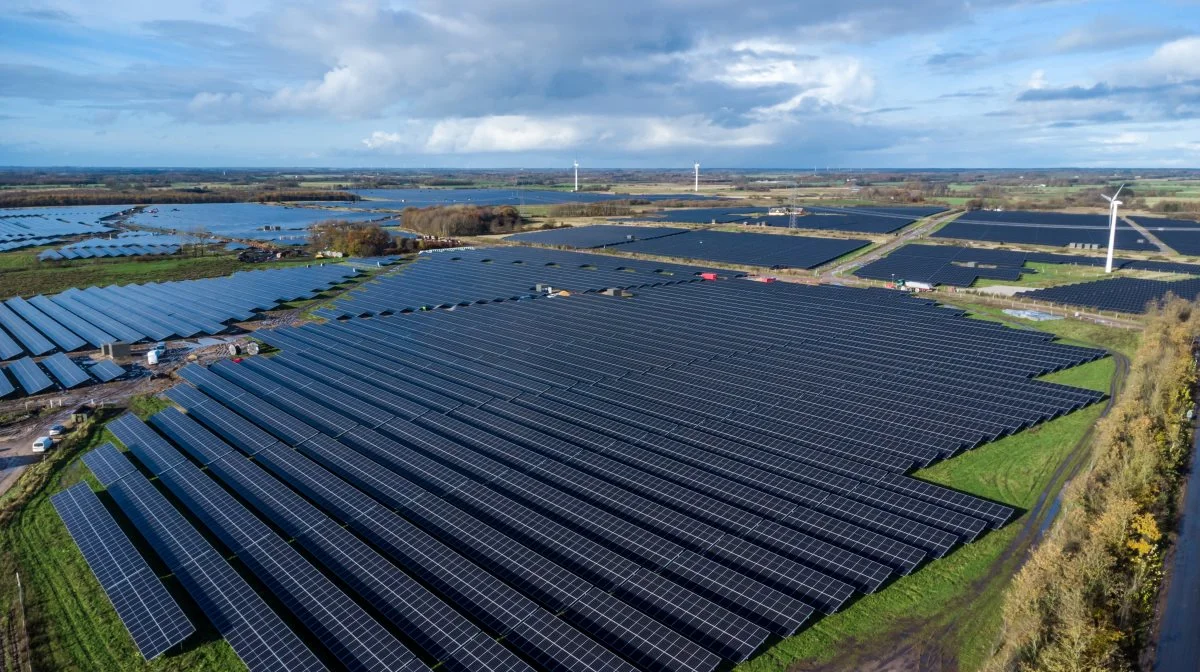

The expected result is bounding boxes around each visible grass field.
[0,249,316,297]
[735,352,1119,672]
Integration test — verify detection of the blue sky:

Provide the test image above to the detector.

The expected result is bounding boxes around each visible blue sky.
[1,0,1197,168]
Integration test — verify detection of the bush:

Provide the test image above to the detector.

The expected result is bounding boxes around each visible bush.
[401,205,522,237]
[986,298,1200,671]
[308,220,394,257]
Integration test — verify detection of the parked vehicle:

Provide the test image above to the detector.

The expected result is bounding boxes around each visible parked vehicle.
[32,436,53,453]
[48,424,66,437]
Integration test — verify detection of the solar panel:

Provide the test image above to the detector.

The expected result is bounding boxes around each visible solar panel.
[87,359,126,383]
[81,444,328,672]
[50,483,194,660]
[6,357,52,395]
[147,407,533,671]
[41,353,92,388]
[107,415,429,672]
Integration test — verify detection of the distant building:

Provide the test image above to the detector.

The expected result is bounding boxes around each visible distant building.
[768,206,804,216]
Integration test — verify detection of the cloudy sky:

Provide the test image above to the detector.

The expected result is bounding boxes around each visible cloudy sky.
[1,0,1198,168]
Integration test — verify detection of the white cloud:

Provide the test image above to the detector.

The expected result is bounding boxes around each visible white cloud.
[1144,36,1200,81]
[362,114,777,154]
[1097,131,1148,146]
[1027,69,1046,90]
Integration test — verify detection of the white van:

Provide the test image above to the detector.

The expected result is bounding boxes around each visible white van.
[32,436,53,453]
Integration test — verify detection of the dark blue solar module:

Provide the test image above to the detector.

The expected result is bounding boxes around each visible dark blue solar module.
[7,357,52,394]
[1021,277,1200,314]
[1129,216,1200,256]
[41,353,92,388]
[324,247,727,318]
[618,231,870,269]
[81,443,329,672]
[857,243,1200,288]
[51,482,194,660]
[933,210,1155,251]
[506,225,690,248]
[108,414,430,672]
[855,245,1029,286]
[125,273,1115,668]
[127,204,384,245]
[641,206,928,234]
[87,359,127,383]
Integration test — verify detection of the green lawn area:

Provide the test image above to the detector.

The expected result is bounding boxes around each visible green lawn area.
[0,249,316,298]
[737,354,1118,672]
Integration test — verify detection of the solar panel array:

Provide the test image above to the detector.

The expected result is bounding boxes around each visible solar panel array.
[855,244,1200,288]
[50,482,194,660]
[1128,216,1200,256]
[76,276,1106,669]
[0,206,122,242]
[321,247,729,318]
[81,443,330,672]
[506,226,691,249]
[933,210,1156,250]
[0,265,359,359]
[616,231,870,270]
[40,245,180,261]
[127,204,385,246]
[0,354,122,398]
[1021,277,1200,314]
[638,206,939,234]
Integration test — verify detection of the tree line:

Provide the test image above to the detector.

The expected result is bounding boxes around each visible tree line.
[400,205,523,237]
[987,298,1200,671]
[307,220,394,257]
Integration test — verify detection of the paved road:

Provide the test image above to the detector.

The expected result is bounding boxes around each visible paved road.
[821,209,963,281]
[1155,411,1200,671]
[1124,215,1176,255]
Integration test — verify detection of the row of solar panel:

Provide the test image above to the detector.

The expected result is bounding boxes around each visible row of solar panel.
[856,243,1200,288]
[294,283,1104,470]
[126,298,1037,670]
[39,245,180,261]
[1020,277,1200,314]
[0,354,125,397]
[0,265,359,359]
[634,205,944,234]
[506,225,691,249]
[323,247,731,318]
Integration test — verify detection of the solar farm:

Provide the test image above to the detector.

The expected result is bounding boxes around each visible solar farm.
[36,232,211,261]
[3,180,1195,672]
[127,203,385,244]
[506,225,691,248]
[642,205,942,233]
[932,210,1155,250]
[49,272,1109,672]
[506,226,868,270]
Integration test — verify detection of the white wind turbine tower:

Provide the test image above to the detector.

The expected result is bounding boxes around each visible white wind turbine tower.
[573,160,579,192]
[693,162,700,192]
[1102,183,1125,273]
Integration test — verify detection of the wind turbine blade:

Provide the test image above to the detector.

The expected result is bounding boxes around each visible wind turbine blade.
[1101,194,1113,203]
[1113,183,1125,199]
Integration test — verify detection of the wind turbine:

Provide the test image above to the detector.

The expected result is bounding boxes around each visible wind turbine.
[1102,183,1125,273]
[573,160,579,192]
[693,162,700,192]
